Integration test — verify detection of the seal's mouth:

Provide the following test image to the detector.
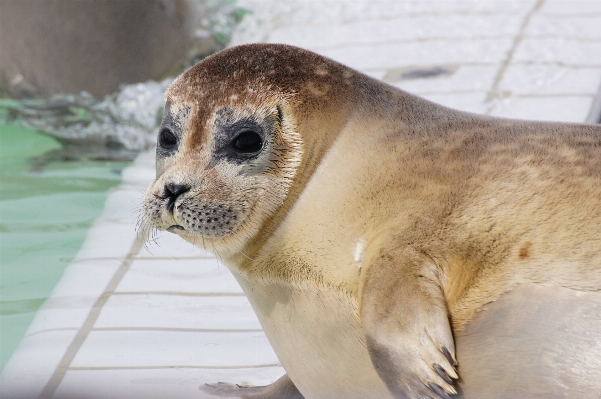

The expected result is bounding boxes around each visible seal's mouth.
[167,225,185,233]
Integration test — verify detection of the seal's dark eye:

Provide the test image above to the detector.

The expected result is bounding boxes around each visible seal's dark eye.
[231,130,263,154]
[159,128,177,149]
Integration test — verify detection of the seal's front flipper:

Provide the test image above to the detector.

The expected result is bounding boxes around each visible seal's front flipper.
[360,247,458,399]
[200,374,304,399]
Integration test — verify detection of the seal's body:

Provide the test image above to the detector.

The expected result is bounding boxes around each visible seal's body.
[142,44,601,399]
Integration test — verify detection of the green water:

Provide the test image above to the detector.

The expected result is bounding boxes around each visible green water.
[0,123,129,371]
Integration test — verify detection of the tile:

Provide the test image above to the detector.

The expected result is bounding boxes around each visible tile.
[116,258,241,294]
[513,39,601,66]
[230,0,534,47]
[240,0,533,26]
[488,95,594,122]
[268,14,521,50]
[94,295,261,330]
[319,39,513,71]
[128,149,157,171]
[0,330,79,399]
[24,295,97,336]
[55,367,285,399]
[527,15,601,39]
[350,0,535,15]
[75,221,138,260]
[134,149,157,165]
[114,149,156,204]
[420,92,489,115]
[122,168,155,189]
[49,258,122,299]
[498,65,601,96]
[136,230,211,258]
[71,330,278,368]
[23,257,127,335]
[391,65,499,94]
[98,186,146,226]
[540,0,601,16]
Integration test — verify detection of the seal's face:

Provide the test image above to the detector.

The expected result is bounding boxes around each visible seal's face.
[142,91,302,255]
[141,44,356,256]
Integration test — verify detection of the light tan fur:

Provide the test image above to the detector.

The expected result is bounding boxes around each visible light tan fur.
[142,44,601,399]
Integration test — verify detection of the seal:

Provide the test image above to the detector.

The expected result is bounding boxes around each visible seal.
[141,44,601,399]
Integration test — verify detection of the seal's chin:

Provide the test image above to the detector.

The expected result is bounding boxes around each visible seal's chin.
[166,225,185,234]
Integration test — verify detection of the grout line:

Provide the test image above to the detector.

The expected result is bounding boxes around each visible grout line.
[305,36,601,52]
[68,255,217,263]
[310,36,515,51]
[25,327,263,337]
[540,12,601,18]
[68,364,282,371]
[512,93,595,98]
[111,291,245,297]
[91,327,264,333]
[399,91,486,96]
[402,91,594,98]
[364,62,497,71]
[362,62,601,73]
[131,256,216,260]
[508,37,601,43]
[25,328,80,338]
[274,10,533,27]
[510,61,601,68]
[38,239,144,399]
[485,0,546,109]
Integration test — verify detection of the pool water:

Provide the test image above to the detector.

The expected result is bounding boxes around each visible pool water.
[0,123,129,371]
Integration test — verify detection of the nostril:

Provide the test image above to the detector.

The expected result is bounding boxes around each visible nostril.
[165,183,190,197]
[163,183,191,213]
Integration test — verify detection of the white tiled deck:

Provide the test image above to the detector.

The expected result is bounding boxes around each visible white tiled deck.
[1,151,285,399]
[2,1,600,398]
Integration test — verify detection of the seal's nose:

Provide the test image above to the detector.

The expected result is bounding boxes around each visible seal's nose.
[163,183,190,213]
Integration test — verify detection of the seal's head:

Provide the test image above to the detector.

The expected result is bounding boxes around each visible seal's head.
[142,44,361,257]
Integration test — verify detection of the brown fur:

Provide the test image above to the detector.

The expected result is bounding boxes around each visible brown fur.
[143,44,601,399]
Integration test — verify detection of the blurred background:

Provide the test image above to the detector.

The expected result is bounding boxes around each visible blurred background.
[0,1,600,398]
